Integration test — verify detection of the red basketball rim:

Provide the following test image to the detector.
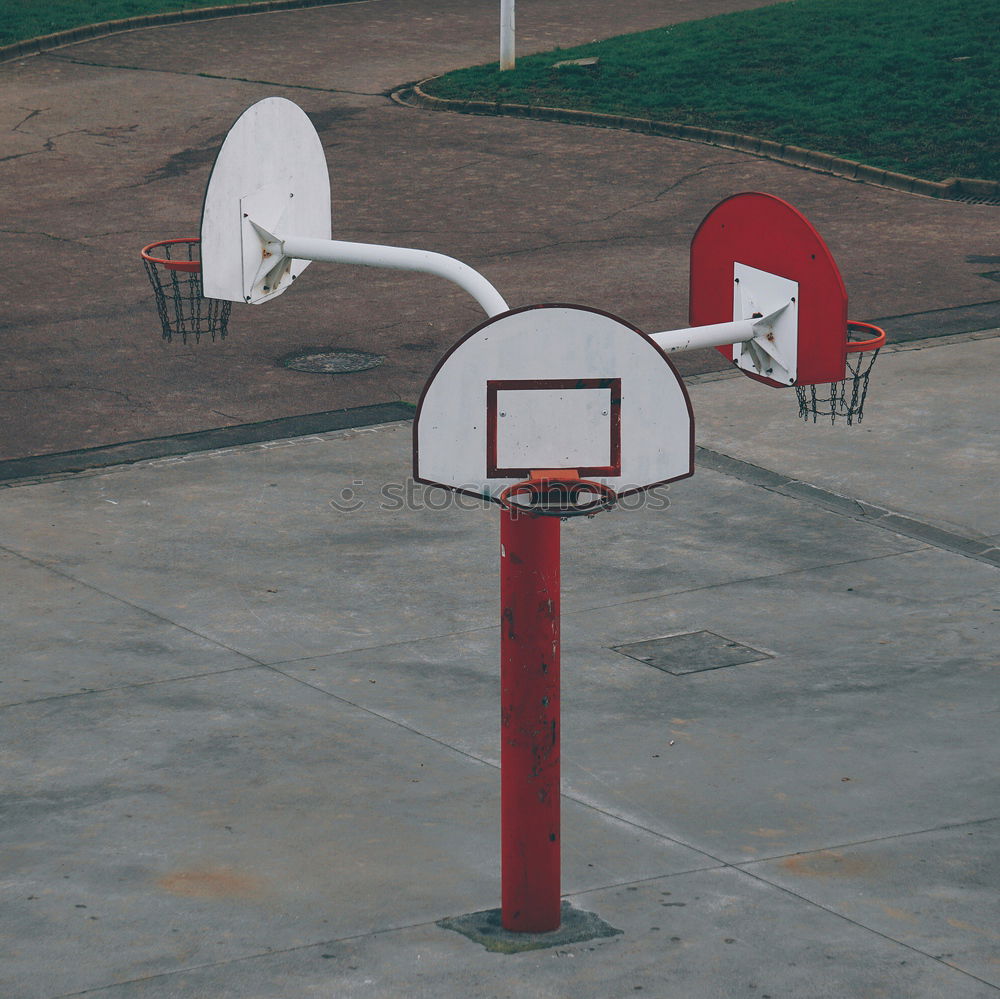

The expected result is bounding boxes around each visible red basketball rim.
[140,237,202,274]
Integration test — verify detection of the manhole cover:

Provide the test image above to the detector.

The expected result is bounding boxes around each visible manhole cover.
[280,349,385,374]
[612,630,772,675]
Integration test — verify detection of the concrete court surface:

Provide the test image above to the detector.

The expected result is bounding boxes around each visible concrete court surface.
[1,1,999,997]
[1,328,999,997]
[1,0,999,461]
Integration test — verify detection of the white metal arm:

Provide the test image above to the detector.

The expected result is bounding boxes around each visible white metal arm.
[648,306,796,384]
[649,265,799,385]
[649,318,758,353]
[250,215,797,381]
[282,236,510,317]
[250,223,509,318]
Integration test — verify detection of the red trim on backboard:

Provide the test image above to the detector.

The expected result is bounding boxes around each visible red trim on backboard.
[485,378,622,478]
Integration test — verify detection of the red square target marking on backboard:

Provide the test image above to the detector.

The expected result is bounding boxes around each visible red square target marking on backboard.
[486,378,622,479]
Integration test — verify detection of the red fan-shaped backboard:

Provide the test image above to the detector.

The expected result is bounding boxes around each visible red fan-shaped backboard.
[690,192,849,387]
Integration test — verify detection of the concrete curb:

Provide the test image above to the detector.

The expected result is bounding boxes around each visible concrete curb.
[0,402,414,485]
[402,81,1000,206]
[0,0,364,64]
[694,444,1000,568]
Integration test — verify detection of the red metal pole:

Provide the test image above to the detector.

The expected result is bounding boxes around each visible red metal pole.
[499,506,561,932]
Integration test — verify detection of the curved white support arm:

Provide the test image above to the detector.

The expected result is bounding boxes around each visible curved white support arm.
[280,235,510,318]
[649,319,757,354]
[649,303,797,384]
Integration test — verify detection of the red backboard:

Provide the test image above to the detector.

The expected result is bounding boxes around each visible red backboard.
[689,192,849,387]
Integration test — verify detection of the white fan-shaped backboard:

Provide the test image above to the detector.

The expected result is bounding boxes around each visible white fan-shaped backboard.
[414,305,694,502]
[200,97,331,303]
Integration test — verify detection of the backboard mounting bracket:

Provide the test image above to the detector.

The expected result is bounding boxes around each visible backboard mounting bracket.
[648,263,798,383]
[733,263,799,384]
[244,219,290,302]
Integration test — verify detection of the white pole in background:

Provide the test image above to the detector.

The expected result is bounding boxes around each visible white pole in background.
[500,0,515,70]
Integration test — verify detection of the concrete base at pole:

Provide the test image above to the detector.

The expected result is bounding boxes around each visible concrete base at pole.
[499,507,561,932]
[437,902,622,954]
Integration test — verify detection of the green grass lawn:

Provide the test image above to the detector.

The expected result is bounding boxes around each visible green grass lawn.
[425,0,999,183]
[0,0,271,46]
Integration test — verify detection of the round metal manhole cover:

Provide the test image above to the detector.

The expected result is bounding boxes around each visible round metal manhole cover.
[280,349,385,374]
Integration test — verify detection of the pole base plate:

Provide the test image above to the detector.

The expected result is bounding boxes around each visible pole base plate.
[437,902,622,953]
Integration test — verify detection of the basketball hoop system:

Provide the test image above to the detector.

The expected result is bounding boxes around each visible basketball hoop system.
[173,98,893,938]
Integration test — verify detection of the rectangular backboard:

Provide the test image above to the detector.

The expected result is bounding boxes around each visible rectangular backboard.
[486,378,622,478]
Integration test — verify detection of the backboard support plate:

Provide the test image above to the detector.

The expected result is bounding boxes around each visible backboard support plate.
[733,263,798,385]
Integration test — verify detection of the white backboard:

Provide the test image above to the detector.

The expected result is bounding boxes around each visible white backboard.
[414,305,694,501]
[200,97,331,303]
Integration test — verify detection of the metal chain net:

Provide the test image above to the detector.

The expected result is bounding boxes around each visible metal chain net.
[142,239,231,344]
[795,324,881,425]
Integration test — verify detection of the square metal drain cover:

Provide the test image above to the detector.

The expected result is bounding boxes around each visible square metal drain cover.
[612,630,771,675]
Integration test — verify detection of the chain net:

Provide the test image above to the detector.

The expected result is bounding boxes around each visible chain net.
[141,238,231,344]
[795,322,883,425]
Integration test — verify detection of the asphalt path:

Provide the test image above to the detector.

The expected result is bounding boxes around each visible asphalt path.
[1,0,997,467]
